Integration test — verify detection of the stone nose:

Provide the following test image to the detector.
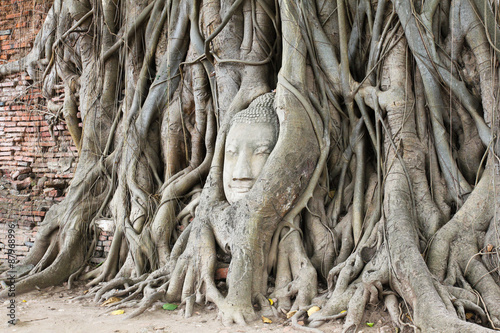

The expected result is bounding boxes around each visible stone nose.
[233,149,253,180]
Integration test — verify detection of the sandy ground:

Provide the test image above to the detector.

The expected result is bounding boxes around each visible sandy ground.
[1,284,393,333]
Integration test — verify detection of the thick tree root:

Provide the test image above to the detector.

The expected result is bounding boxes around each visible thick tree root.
[271,226,318,313]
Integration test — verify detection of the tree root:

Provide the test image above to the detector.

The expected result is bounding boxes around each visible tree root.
[309,244,389,330]
[94,275,148,303]
[290,309,325,333]
[125,282,169,319]
[271,223,318,313]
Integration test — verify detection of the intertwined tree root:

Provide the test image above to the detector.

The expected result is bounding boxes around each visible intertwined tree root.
[1,0,500,332]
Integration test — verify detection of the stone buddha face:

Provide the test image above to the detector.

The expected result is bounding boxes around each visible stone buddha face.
[223,93,278,204]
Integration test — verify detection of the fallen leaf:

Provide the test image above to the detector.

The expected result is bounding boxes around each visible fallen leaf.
[340,310,347,314]
[101,296,122,306]
[307,306,321,316]
[286,310,297,319]
[486,244,494,252]
[83,290,89,295]
[162,303,178,311]
[268,298,274,306]
[111,309,125,315]
[465,313,474,320]
[297,320,304,326]
[22,300,27,303]
[366,322,374,327]
[329,190,335,199]
[262,316,272,324]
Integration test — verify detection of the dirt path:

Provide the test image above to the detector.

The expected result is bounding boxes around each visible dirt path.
[2,284,391,333]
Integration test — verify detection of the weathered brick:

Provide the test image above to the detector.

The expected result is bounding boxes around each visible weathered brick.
[17,121,42,127]
[6,13,21,19]
[0,81,15,87]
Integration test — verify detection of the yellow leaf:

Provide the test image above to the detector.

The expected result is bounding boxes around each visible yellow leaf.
[486,244,494,252]
[340,310,347,314]
[329,190,335,199]
[466,313,474,320]
[111,309,125,315]
[307,306,321,316]
[83,290,89,295]
[262,316,272,324]
[22,300,27,303]
[268,298,274,306]
[101,296,122,307]
[286,310,297,319]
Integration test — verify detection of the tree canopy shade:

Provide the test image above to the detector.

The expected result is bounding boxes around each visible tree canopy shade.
[1,0,500,331]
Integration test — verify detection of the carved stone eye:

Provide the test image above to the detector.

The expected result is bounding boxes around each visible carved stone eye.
[254,146,271,155]
[226,148,237,156]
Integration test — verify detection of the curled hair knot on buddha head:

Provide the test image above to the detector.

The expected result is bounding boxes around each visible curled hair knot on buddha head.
[230,92,279,141]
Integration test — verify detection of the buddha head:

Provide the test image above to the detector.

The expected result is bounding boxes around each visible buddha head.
[223,93,279,204]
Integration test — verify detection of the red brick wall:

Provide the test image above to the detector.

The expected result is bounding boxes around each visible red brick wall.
[0,0,114,268]
[0,0,77,263]
[0,1,50,61]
